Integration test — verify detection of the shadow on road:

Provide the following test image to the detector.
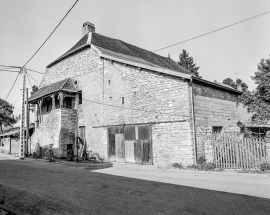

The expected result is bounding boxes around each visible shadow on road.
[0,159,270,214]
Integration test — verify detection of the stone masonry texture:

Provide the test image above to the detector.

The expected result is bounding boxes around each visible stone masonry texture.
[193,82,251,162]
[40,47,195,165]
[30,108,76,157]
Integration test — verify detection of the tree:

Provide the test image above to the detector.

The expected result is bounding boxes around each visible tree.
[0,99,16,133]
[31,85,39,95]
[178,49,200,77]
[240,55,270,124]
[222,78,248,92]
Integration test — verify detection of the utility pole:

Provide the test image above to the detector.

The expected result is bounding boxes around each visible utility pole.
[26,87,29,156]
[19,66,26,159]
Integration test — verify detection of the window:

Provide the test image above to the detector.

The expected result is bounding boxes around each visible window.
[78,91,82,104]
[65,97,72,109]
[121,97,124,105]
[212,126,223,134]
[79,126,85,138]
[108,80,111,84]
[46,98,52,112]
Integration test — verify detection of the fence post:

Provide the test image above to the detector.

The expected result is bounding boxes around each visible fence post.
[265,131,270,163]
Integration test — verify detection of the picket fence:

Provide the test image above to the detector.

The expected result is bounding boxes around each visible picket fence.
[213,137,266,169]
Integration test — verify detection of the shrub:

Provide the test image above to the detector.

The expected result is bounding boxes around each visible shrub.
[197,156,206,165]
[260,162,270,172]
[172,163,183,169]
[198,162,216,171]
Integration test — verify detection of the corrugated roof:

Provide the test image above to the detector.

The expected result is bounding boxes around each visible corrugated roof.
[28,78,76,103]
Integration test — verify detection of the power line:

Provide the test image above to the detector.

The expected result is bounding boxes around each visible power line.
[26,72,33,88]
[5,72,20,100]
[23,0,79,67]
[0,64,21,69]
[153,10,270,52]
[13,92,22,106]
[26,68,44,74]
[0,69,20,73]
[27,72,39,85]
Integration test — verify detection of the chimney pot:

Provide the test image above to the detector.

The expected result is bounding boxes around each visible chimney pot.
[82,22,95,36]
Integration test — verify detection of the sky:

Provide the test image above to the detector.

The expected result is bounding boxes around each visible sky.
[0,0,269,118]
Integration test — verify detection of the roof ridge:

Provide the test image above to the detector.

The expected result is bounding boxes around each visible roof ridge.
[40,78,69,89]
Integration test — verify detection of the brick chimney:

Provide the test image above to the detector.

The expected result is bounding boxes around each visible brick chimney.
[82,22,95,36]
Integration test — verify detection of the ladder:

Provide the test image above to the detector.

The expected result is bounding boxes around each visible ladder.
[19,67,26,159]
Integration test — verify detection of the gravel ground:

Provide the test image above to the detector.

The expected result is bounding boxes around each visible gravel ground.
[0,158,270,215]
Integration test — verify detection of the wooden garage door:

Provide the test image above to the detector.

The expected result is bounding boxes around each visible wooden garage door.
[125,125,152,164]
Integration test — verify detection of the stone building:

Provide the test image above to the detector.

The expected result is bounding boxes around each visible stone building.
[28,22,251,166]
[0,125,34,155]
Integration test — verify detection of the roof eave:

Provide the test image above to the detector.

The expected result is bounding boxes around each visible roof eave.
[46,44,90,68]
[192,76,242,94]
[94,48,192,79]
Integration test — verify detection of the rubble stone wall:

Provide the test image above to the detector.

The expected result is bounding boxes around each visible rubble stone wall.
[193,82,251,162]
[41,47,195,165]
[152,121,193,166]
[59,109,77,157]
[30,108,77,157]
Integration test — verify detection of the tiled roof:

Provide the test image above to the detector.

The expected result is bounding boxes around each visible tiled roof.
[28,78,77,103]
[46,32,192,75]
[91,33,192,75]
[0,129,19,137]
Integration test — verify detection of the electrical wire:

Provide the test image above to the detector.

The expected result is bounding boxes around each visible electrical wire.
[0,69,20,73]
[5,73,20,100]
[23,0,79,67]
[26,68,44,74]
[153,10,270,52]
[13,92,22,106]
[26,72,33,88]
[0,64,21,69]
[27,72,39,85]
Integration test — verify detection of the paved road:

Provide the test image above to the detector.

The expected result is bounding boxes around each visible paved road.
[0,156,270,215]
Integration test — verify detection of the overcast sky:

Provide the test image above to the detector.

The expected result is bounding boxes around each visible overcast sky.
[0,0,269,117]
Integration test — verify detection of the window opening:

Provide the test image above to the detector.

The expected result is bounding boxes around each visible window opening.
[78,91,82,104]
[212,126,223,134]
[79,126,85,138]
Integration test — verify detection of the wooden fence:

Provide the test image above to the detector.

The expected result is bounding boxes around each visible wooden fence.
[213,137,266,169]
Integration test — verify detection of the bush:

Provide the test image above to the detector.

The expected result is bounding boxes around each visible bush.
[172,163,183,169]
[260,162,270,172]
[198,162,216,171]
[197,156,207,165]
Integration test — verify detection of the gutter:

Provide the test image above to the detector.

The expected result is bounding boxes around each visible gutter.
[190,77,197,166]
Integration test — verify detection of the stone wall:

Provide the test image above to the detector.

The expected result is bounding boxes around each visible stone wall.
[152,121,193,166]
[41,47,195,165]
[193,82,251,161]
[30,109,61,153]
[59,109,77,156]
[0,137,20,155]
[30,108,76,157]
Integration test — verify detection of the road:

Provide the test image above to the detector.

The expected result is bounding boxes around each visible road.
[0,155,270,215]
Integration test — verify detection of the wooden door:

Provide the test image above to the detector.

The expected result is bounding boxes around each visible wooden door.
[137,125,152,164]
[115,133,125,162]
[134,140,142,163]
[108,130,116,162]
[125,141,135,163]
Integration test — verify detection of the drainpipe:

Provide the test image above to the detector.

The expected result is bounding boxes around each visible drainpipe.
[190,77,197,166]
